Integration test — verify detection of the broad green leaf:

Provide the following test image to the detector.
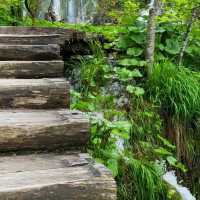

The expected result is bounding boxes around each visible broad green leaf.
[154,147,172,156]
[126,85,145,96]
[116,37,131,49]
[165,38,180,55]
[157,135,176,150]
[115,68,142,81]
[118,58,139,66]
[127,48,143,56]
[130,34,145,44]
[167,156,187,172]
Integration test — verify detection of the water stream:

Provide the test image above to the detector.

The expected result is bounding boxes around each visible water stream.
[163,171,196,200]
[52,0,61,21]
[67,0,76,23]
[35,0,97,23]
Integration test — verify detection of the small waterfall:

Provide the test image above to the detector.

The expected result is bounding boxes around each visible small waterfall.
[52,0,61,21]
[33,0,98,23]
[80,0,85,22]
[67,0,76,23]
[163,171,196,200]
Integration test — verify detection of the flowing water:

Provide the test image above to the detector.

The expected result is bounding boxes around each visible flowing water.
[52,0,61,21]
[163,171,196,200]
[67,0,76,23]
[35,0,97,23]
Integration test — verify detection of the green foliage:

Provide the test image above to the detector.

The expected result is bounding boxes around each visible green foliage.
[0,0,199,198]
[69,41,184,200]
[0,0,23,25]
[147,62,200,122]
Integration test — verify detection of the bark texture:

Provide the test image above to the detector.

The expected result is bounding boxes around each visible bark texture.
[146,0,159,76]
[178,7,197,66]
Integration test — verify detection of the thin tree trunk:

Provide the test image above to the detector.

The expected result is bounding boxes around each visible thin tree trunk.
[178,8,197,66]
[175,123,182,160]
[146,0,159,77]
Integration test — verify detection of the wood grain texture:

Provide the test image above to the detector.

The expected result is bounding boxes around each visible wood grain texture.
[0,34,61,45]
[0,153,116,200]
[0,26,86,43]
[0,44,61,61]
[0,61,64,78]
[0,110,89,151]
[0,78,69,109]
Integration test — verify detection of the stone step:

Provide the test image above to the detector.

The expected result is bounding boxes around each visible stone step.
[0,153,116,200]
[0,44,61,61]
[0,34,61,45]
[0,61,64,78]
[0,110,89,151]
[0,78,69,109]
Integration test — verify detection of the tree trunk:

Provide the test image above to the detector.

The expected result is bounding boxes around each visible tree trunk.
[146,0,159,77]
[178,8,197,66]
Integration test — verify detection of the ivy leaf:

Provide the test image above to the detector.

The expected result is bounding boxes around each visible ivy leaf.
[127,48,143,56]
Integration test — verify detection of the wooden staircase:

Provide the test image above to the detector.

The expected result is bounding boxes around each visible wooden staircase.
[0,27,116,200]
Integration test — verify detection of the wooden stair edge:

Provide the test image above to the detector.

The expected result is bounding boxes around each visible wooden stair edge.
[0,78,70,109]
[0,152,117,200]
[0,60,64,78]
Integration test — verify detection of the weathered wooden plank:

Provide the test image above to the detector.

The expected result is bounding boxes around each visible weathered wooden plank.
[0,78,69,109]
[0,61,64,78]
[0,34,61,45]
[0,26,86,42]
[0,110,89,151]
[0,44,61,61]
[0,153,116,200]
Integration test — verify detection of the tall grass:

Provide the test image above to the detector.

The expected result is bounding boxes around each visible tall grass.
[147,62,200,123]
[147,61,200,197]
[117,155,167,200]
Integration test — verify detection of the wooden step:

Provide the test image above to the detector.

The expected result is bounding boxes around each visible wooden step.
[0,153,116,200]
[0,44,61,61]
[0,61,64,78]
[0,110,89,151]
[0,78,69,109]
[0,34,61,45]
[0,26,85,42]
